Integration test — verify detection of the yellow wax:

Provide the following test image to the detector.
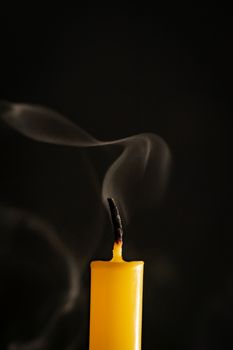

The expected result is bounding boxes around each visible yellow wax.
[89,242,144,350]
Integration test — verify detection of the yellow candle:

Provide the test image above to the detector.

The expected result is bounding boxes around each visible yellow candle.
[89,198,144,350]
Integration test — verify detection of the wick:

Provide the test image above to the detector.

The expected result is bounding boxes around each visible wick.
[107,198,123,244]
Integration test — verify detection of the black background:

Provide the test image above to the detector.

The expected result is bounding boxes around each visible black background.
[0,4,232,350]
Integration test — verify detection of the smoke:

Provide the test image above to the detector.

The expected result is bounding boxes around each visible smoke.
[0,100,170,349]
[0,101,170,221]
[0,206,80,350]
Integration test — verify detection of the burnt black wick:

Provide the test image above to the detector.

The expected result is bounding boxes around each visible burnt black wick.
[107,198,123,243]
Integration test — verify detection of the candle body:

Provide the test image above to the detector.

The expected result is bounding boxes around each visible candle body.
[89,258,144,350]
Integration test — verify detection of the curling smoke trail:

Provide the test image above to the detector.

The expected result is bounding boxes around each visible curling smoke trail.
[0,101,170,221]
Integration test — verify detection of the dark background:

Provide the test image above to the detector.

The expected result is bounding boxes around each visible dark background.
[0,4,232,350]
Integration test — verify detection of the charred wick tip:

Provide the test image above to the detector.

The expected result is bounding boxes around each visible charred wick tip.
[107,198,123,243]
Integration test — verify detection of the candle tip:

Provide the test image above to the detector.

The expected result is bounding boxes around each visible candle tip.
[107,198,123,243]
